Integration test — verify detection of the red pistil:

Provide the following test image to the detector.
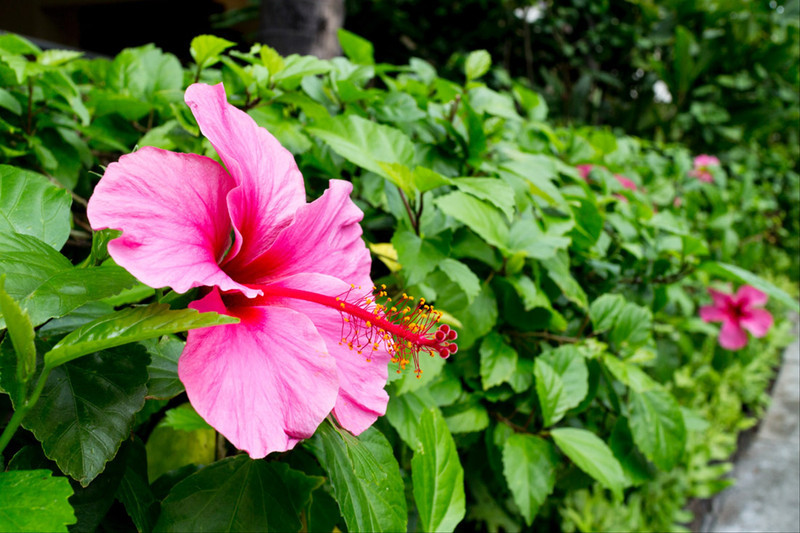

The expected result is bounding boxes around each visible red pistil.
[248,283,458,377]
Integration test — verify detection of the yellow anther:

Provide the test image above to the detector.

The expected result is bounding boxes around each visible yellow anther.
[350,284,355,289]
[366,321,372,328]
[381,284,387,289]
[340,302,345,309]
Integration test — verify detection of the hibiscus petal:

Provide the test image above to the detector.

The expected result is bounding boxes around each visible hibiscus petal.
[184,83,306,266]
[708,288,732,309]
[735,285,768,308]
[719,320,748,350]
[87,147,256,296]
[261,273,392,435]
[180,288,339,458]
[740,308,773,338]
[699,305,727,323]
[227,180,372,288]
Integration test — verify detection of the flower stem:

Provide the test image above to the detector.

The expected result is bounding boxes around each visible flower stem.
[0,367,51,457]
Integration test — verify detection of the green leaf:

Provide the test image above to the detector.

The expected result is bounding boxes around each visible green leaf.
[508,218,571,261]
[44,304,238,369]
[609,302,652,348]
[443,400,490,434]
[308,115,414,181]
[258,45,285,76]
[698,261,800,312]
[465,49,491,81]
[385,389,431,448]
[271,54,331,87]
[502,434,559,525]
[550,427,626,499]
[629,388,686,470]
[437,258,480,304]
[391,230,447,285]
[534,347,589,427]
[411,409,466,533]
[116,438,159,533]
[454,177,516,220]
[609,417,654,486]
[190,35,235,69]
[337,29,374,65]
[146,423,215,484]
[479,332,518,389]
[435,191,509,253]
[541,251,588,309]
[0,276,35,389]
[0,470,76,532]
[309,423,407,533]
[0,87,21,115]
[0,166,72,250]
[22,345,149,486]
[155,456,323,533]
[162,403,213,432]
[142,336,185,400]
[601,356,658,393]
[589,294,626,333]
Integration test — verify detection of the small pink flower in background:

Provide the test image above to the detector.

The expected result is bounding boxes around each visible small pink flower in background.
[576,164,594,180]
[614,174,637,191]
[673,196,683,208]
[690,154,720,183]
[575,164,638,193]
[700,285,773,350]
[88,83,456,458]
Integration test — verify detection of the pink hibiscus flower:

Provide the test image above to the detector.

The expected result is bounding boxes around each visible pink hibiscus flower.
[699,285,773,350]
[575,164,638,195]
[690,154,720,183]
[87,83,456,458]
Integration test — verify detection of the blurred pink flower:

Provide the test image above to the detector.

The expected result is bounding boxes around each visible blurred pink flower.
[700,285,773,350]
[576,164,595,180]
[87,83,455,458]
[575,165,638,194]
[690,154,720,183]
[614,174,638,191]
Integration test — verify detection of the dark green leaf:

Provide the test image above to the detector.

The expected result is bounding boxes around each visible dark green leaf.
[589,294,626,333]
[116,438,158,533]
[141,336,184,400]
[155,456,323,533]
[411,409,466,532]
[309,423,407,533]
[479,332,518,389]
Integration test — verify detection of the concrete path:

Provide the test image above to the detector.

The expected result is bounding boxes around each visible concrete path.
[703,326,800,533]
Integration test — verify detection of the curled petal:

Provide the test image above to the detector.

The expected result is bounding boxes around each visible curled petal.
[87,147,256,296]
[735,285,768,309]
[185,83,306,266]
[699,305,727,323]
[740,308,773,338]
[228,180,372,288]
[719,320,748,351]
[180,288,339,458]
[262,273,391,435]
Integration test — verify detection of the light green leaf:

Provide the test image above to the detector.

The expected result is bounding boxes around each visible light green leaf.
[391,230,447,285]
[385,389,431,448]
[436,191,509,253]
[465,49,491,81]
[162,403,213,432]
[589,294,626,333]
[508,219,570,260]
[479,332,518,389]
[550,427,626,499]
[0,470,76,532]
[44,304,238,369]
[412,409,466,533]
[0,276,35,391]
[609,302,652,348]
[629,388,686,470]
[190,35,235,69]
[309,424,407,533]
[541,251,588,309]
[0,88,21,115]
[0,166,72,250]
[454,177,516,220]
[601,356,658,393]
[308,115,414,181]
[438,258,481,304]
[271,54,331,87]
[337,28,374,65]
[535,346,588,427]
[502,434,559,525]
[443,401,489,434]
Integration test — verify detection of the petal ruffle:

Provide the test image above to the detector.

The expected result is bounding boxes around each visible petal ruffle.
[699,305,726,323]
[87,147,256,296]
[261,273,392,435]
[740,308,773,338]
[184,83,306,267]
[180,288,339,458]
[719,320,748,351]
[735,285,768,308]
[227,180,372,289]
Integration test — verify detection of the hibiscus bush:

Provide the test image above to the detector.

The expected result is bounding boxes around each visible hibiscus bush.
[0,31,798,532]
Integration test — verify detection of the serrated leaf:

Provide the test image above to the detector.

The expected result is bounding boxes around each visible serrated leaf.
[155,456,322,533]
[550,427,626,499]
[0,470,76,532]
[454,177,516,220]
[21,345,149,486]
[271,54,331,87]
[309,423,407,533]
[465,49,491,81]
[502,435,558,525]
[479,332,518,389]
[589,294,626,333]
[541,251,588,309]
[385,389,430,449]
[141,336,184,399]
[44,304,238,368]
[629,388,686,470]
[0,166,72,250]
[534,359,564,427]
[435,191,509,253]
[437,258,480,304]
[609,302,652,348]
[535,346,588,426]
[412,409,466,532]
[162,403,213,432]
[307,115,414,181]
[391,230,447,286]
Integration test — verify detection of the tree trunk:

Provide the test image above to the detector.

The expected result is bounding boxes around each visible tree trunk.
[258,0,344,59]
